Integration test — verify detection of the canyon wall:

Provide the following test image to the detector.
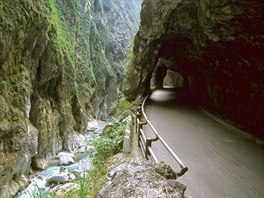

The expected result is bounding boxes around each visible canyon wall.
[0,0,140,196]
[125,0,263,138]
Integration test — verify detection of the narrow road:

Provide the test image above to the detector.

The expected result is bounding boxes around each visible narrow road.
[143,88,264,198]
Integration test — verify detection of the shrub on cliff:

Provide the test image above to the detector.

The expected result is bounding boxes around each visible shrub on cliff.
[90,118,127,166]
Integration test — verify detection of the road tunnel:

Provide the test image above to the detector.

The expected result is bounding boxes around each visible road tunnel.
[125,0,264,138]
[163,70,184,88]
[150,59,185,91]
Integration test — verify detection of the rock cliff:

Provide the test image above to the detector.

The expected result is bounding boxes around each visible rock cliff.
[125,0,264,138]
[0,0,140,196]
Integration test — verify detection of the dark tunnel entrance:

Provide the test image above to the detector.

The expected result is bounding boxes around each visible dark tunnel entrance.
[151,64,184,90]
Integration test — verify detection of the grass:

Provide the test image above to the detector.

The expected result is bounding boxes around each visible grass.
[74,164,108,198]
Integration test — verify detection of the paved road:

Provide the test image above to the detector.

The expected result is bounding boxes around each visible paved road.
[143,88,264,198]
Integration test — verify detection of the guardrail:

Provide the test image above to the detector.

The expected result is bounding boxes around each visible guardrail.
[136,96,188,177]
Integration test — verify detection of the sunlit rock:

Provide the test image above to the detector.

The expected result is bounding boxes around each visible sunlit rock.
[86,120,99,132]
[47,167,70,184]
[57,152,74,166]
[67,132,86,153]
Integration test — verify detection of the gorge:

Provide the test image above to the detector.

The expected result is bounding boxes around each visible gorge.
[0,0,141,196]
[0,0,263,197]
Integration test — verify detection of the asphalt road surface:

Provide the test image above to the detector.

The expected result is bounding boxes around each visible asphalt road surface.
[143,88,264,198]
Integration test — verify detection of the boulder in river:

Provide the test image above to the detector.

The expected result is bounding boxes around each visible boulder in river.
[47,167,70,184]
[86,120,99,132]
[57,152,74,165]
[73,159,91,177]
[67,132,87,153]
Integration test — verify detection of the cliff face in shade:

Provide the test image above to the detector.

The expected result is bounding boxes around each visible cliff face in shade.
[0,0,140,196]
[125,0,264,137]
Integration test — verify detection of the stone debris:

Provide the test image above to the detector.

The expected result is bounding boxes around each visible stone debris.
[30,175,46,190]
[15,119,107,197]
[98,159,186,198]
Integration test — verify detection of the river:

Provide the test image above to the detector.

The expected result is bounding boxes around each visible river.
[16,120,107,198]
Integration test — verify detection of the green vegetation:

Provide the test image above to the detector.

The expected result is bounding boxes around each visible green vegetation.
[99,0,105,15]
[29,118,127,198]
[72,164,108,198]
[76,118,127,197]
[114,95,133,117]
[91,118,127,165]
[48,0,76,72]
[75,4,97,100]
[81,118,127,197]
[26,166,107,198]
[58,118,127,198]
[0,0,140,196]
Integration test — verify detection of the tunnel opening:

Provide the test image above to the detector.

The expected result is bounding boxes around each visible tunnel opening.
[163,70,184,88]
[149,59,193,104]
[150,63,185,90]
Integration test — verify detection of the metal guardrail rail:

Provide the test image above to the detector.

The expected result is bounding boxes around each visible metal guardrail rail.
[136,96,188,177]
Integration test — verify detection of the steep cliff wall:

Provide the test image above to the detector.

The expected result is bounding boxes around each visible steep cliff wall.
[0,0,140,196]
[89,0,141,120]
[125,0,263,137]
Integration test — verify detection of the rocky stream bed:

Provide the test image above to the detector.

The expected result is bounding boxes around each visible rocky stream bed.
[15,120,108,198]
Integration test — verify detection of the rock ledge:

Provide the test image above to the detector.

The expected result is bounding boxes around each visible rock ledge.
[98,159,186,198]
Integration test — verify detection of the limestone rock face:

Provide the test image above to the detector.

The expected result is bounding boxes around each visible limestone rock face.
[89,0,141,120]
[98,159,186,198]
[0,0,140,196]
[125,0,264,137]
